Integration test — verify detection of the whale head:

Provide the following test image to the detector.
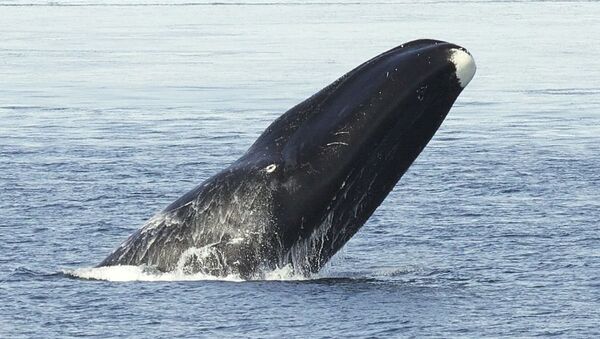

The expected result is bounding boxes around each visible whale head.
[238,39,476,273]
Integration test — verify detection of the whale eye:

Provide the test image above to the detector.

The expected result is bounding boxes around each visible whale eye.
[265,164,277,173]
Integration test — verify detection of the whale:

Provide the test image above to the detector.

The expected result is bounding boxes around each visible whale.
[98,39,476,279]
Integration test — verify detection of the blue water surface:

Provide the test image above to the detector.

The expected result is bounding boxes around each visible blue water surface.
[1,0,599,337]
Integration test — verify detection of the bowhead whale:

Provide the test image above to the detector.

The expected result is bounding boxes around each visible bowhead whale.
[99,39,476,279]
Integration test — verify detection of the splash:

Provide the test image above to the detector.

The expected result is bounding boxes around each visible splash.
[65,263,309,282]
[65,265,239,282]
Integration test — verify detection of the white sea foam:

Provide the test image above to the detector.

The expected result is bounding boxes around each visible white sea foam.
[65,264,309,282]
[263,264,309,281]
[65,266,244,282]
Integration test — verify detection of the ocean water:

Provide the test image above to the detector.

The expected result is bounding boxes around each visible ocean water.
[1,0,599,337]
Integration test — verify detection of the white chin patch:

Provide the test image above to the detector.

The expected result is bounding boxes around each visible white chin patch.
[449,48,476,88]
